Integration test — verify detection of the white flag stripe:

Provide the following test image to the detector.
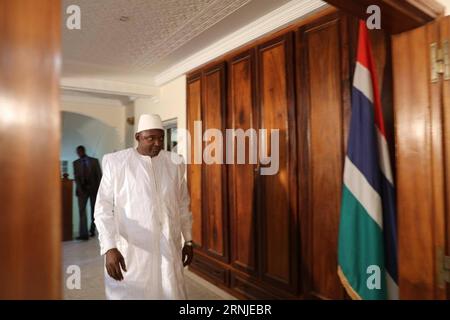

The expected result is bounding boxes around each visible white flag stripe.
[344,156,383,228]
[353,62,374,103]
[386,273,399,300]
[377,128,394,185]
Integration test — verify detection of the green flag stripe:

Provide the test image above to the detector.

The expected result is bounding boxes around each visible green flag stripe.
[338,185,387,300]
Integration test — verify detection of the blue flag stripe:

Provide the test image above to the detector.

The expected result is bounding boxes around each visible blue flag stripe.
[347,87,382,194]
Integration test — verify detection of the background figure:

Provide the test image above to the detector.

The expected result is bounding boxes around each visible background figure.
[73,145,102,240]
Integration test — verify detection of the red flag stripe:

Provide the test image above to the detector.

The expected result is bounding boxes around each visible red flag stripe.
[356,20,386,137]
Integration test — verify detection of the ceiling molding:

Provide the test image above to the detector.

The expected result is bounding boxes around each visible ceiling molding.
[61,92,126,107]
[60,77,159,98]
[324,0,445,34]
[154,0,327,86]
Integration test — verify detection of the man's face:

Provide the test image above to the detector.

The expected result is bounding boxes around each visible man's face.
[77,148,86,158]
[136,129,164,157]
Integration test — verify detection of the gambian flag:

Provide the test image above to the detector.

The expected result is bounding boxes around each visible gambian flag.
[337,20,398,300]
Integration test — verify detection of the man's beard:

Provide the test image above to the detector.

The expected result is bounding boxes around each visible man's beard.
[150,147,161,157]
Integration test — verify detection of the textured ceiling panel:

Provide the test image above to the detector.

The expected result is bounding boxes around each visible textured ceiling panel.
[62,0,251,71]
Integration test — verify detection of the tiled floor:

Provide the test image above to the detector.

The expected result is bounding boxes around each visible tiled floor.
[62,239,236,300]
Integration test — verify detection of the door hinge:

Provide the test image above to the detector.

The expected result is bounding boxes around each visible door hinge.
[431,41,450,83]
[436,246,450,288]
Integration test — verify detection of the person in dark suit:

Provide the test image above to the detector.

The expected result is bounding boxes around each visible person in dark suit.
[73,145,102,240]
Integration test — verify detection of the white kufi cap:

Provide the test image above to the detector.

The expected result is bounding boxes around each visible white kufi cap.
[136,114,163,133]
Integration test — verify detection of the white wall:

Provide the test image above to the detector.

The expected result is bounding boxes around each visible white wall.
[134,75,187,159]
[437,0,450,14]
[61,98,127,151]
[445,0,450,14]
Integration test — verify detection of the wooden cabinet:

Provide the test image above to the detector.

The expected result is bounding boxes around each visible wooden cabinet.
[202,62,229,262]
[296,13,349,300]
[228,49,258,276]
[223,34,299,296]
[187,62,230,270]
[187,10,394,299]
[257,34,299,293]
[186,73,203,248]
[188,35,300,298]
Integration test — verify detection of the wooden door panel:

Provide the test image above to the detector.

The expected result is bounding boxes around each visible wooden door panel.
[203,63,229,261]
[0,0,61,299]
[257,34,298,292]
[298,16,347,299]
[392,18,449,299]
[187,74,203,247]
[440,17,450,299]
[228,50,257,274]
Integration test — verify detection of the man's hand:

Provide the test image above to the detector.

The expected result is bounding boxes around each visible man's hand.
[105,248,127,281]
[182,244,194,267]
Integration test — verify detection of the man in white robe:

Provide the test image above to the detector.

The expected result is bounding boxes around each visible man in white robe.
[94,114,194,299]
